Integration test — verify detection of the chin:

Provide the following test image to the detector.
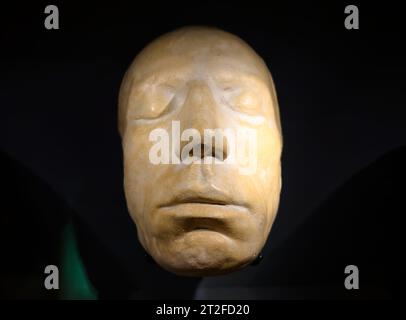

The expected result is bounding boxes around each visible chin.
[151,230,258,277]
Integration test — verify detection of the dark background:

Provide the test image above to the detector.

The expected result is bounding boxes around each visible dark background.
[0,1,403,299]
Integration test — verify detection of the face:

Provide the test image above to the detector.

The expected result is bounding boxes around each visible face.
[119,27,282,276]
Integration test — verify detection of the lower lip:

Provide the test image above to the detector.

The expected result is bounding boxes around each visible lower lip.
[189,228,219,233]
[156,203,250,238]
[159,203,248,216]
[161,202,248,210]
[185,229,231,241]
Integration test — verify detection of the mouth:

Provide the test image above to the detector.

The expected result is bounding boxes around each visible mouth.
[168,196,228,206]
[155,189,251,237]
[158,189,248,209]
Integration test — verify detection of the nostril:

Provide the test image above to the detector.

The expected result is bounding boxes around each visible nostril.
[189,143,227,161]
[212,145,228,161]
[188,144,206,159]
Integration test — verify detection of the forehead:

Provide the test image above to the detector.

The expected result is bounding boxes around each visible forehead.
[129,29,271,86]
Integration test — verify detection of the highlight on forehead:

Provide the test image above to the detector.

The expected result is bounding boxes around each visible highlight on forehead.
[145,26,257,57]
[118,26,282,140]
[129,27,269,80]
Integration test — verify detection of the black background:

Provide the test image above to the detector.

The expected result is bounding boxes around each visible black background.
[0,1,403,299]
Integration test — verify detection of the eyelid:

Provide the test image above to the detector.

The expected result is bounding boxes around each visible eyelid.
[127,85,178,121]
[128,95,176,122]
[220,89,263,117]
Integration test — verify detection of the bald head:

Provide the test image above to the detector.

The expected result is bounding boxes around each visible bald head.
[118,26,281,138]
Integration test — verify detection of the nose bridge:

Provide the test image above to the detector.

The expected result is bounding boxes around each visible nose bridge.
[179,81,218,132]
[176,80,231,163]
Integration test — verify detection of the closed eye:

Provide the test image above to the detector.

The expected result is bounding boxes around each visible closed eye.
[127,86,177,121]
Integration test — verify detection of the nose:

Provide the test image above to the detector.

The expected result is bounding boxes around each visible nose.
[177,81,228,162]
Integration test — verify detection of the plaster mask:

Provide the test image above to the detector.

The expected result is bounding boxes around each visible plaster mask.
[118,26,283,276]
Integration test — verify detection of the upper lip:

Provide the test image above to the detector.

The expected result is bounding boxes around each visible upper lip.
[159,188,247,208]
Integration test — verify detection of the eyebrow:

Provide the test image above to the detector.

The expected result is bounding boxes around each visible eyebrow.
[213,72,269,90]
[131,57,268,89]
[209,53,268,76]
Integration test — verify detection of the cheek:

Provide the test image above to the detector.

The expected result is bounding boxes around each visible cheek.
[122,129,156,215]
[251,126,282,224]
[255,125,282,180]
[123,124,160,172]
